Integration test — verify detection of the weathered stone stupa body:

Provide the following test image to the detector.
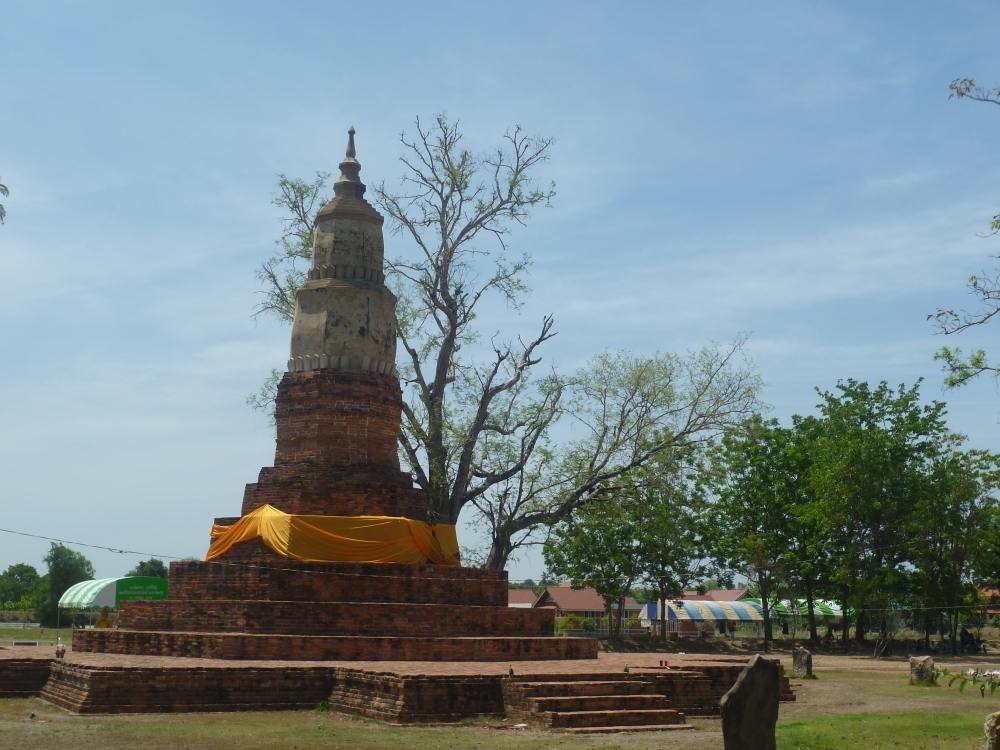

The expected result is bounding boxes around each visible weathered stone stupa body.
[66,130,597,665]
[237,128,425,529]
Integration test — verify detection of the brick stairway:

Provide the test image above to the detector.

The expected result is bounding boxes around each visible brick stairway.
[502,673,694,733]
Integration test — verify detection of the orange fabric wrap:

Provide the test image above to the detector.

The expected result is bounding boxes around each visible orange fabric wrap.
[206,504,460,565]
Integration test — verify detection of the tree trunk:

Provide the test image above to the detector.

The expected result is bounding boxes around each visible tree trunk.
[658,593,667,641]
[805,582,818,644]
[841,592,850,645]
[950,610,959,656]
[855,609,866,644]
[760,578,772,650]
[484,535,511,572]
[923,613,931,652]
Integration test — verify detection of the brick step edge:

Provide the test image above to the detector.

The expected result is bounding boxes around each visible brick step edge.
[561,724,696,734]
[74,629,599,662]
[532,695,671,711]
[513,681,661,697]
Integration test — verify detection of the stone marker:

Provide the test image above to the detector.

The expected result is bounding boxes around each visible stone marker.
[720,654,779,750]
[792,646,813,678]
[909,656,935,685]
[985,711,1000,750]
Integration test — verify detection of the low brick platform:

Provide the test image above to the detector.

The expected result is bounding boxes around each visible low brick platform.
[30,651,794,719]
[0,647,52,697]
[42,659,337,714]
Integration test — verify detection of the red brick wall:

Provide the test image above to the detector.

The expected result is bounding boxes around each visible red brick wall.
[72,630,599,662]
[0,657,51,696]
[118,599,554,637]
[235,368,429,520]
[166,560,508,606]
[274,369,402,470]
[42,660,336,714]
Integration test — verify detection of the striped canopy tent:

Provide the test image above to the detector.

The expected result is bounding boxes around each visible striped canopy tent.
[644,600,765,622]
[744,598,844,621]
[58,577,168,609]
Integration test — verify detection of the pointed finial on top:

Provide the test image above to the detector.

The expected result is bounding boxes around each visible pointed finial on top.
[346,127,357,159]
[334,125,365,200]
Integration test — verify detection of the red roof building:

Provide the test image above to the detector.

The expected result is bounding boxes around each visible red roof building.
[682,588,750,602]
[982,587,1000,616]
[507,589,539,608]
[534,583,641,619]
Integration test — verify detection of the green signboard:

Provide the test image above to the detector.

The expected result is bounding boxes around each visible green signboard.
[114,577,168,606]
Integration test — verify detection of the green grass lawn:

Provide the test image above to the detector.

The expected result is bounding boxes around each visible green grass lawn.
[0,626,72,645]
[777,712,984,750]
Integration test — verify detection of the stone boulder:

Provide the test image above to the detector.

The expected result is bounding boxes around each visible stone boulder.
[909,656,935,685]
[792,646,813,678]
[720,654,780,750]
[985,711,1000,750]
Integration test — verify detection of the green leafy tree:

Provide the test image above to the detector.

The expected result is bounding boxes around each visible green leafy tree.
[0,563,40,606]
[930,77,1000,386]
[470,344,758,569]
[543,495,646,638]
[909,447,1000,654]
[633,444,712,640]
[37,543,94,627]
[126,558,169,578]
[711,416,798,648]
[784,414,834,643]
[809,379,948,644]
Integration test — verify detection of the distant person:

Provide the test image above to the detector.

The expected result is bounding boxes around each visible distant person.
[94,607,113,629]
[961,627,975,654]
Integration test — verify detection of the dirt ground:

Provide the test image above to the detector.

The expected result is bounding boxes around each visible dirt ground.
[1,650,998,750]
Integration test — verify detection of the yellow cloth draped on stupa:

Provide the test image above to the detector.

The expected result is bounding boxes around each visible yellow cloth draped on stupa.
[206,504,460,565]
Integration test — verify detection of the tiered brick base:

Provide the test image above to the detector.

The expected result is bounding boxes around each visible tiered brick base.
[68,559,596,663]
[28,652,794,719]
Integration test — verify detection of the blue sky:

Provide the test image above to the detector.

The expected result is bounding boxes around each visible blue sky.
[2,1,999,581]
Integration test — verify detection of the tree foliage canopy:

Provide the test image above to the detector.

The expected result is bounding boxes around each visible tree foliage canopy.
[126,558,169,578]
[37,543,94,626]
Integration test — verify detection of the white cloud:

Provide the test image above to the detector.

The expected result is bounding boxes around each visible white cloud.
[541,198,995,332]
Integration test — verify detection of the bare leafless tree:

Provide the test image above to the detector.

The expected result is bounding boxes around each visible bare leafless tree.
[373,114,558,525]
[931,78,1000,386]
[0,177,9,224]
[255,115,759,570]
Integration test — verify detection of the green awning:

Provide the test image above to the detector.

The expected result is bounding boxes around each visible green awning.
[744,598,844,620]
[58,576,168,609]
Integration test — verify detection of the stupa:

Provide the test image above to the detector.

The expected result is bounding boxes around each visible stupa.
[68,128,596,664]
[35,130,790,725]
